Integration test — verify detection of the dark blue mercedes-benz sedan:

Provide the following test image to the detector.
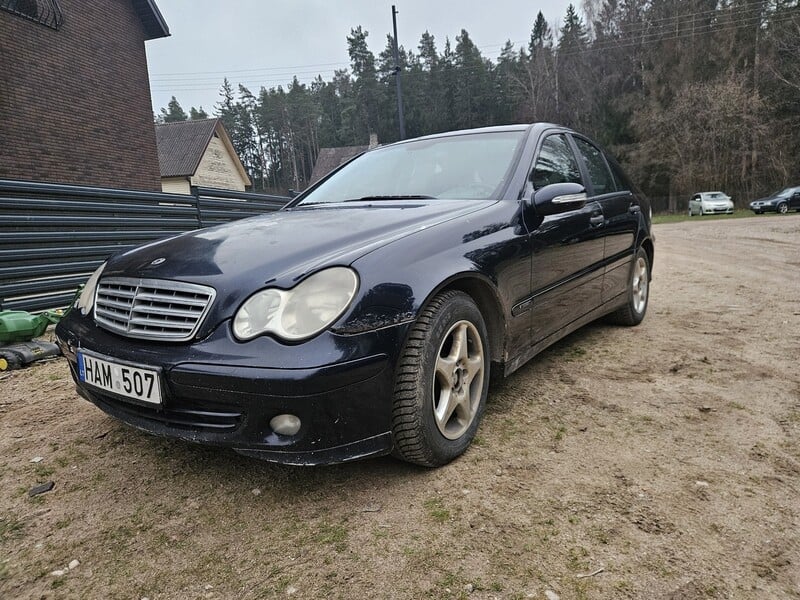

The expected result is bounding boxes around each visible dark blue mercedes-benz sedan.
[56,123,654,467]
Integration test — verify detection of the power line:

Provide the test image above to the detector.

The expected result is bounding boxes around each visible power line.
[149,3,779,83]
[150,9,798,95]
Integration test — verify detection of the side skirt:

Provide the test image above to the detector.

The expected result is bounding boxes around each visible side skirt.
[503,291,628,377]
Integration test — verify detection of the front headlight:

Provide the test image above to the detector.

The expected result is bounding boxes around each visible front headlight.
[233,267,359,342]
[75,262,106,315]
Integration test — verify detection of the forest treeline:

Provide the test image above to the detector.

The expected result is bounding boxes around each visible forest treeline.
[158,0,800,211]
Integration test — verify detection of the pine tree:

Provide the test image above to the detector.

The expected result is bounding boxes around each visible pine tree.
[189,106,209,120]
[529,11,553,56]
[346,26,380,144]
[160,96,188,122]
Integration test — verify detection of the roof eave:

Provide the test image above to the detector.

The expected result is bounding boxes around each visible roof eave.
[135,0,170,40]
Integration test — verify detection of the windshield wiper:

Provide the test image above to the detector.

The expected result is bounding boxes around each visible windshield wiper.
[343,195,436,202]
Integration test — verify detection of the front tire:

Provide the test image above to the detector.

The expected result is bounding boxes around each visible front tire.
[391,291,490,467]
[608,247,650,326]
[778,202,788,214]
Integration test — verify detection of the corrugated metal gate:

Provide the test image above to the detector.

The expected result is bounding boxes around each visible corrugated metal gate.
[0,180,288,312]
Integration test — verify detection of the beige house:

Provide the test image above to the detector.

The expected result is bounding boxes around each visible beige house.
[156,119,251,194]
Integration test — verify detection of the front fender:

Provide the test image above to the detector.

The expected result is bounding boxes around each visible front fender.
[335,201,530,363]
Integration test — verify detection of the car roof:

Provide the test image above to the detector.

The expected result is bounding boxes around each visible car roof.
[382,123,551,148]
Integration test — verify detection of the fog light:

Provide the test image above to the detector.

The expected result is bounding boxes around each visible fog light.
[270,414,301,436]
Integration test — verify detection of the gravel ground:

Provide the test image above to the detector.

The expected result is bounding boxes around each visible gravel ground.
[1,215,799,599]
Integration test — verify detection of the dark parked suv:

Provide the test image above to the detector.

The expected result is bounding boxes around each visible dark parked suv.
[56,123,654,466]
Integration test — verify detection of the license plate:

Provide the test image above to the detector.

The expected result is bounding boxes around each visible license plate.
[77,351,162,405]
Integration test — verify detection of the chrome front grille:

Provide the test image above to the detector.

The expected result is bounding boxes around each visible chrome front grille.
[94,278,216,341]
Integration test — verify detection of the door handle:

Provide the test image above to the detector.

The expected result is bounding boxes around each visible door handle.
[589,214,605,227]
[629,204,641,214]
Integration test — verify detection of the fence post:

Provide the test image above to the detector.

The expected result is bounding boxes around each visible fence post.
[190,185,204,228]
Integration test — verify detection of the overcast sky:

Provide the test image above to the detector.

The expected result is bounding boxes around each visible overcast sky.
[146,0,576,115]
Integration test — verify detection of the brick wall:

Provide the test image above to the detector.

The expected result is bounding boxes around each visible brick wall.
[0,0,162,190]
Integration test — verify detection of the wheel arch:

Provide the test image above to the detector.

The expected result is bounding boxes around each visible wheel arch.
[640,237,654,278]
[422,273,507,369]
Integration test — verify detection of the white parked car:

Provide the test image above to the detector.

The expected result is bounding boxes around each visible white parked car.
[688,191,734,216]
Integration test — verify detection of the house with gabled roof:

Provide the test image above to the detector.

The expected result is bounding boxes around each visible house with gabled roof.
[156,118,251,195]
[306,133,379,188]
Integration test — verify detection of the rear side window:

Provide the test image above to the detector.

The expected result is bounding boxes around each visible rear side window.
[573,137,615,195]
[531,134,582,190]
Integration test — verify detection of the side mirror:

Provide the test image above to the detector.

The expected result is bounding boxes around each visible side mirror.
[530,182,587,216]
[288,189,300,199]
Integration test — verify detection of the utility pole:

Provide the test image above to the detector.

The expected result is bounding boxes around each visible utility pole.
[392,5,406,140]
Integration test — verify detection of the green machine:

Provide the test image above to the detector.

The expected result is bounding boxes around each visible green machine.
[0,310,62,343]
[0,310,64,371]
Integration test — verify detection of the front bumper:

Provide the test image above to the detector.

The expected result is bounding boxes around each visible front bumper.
[703,205,734,214]
[56,312,410,465]
[749,202,775,213]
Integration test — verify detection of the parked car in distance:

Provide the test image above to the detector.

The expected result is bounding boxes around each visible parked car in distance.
[749,187,800,214]
[55,123,654,467]
[688,191,734,216]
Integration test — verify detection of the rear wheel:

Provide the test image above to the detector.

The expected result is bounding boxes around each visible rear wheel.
[778,202,788,214]
[391,291,489,467]
[608,247,650,326]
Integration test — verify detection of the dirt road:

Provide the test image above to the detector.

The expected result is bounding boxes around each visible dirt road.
[1,215,799,599]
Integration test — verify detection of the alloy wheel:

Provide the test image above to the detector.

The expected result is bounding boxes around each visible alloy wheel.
[432,320,485,440]
[632,256,649,314]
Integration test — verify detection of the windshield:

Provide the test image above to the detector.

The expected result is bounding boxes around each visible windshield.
[297,131,526,205]
[776,187,797,198]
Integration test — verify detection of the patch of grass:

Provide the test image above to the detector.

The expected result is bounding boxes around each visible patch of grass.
[615,579,633,592]
[0,561,8,582]
[50,577,66,589]
[423,498,450,523]
[567,546,590,571]
[0,516,24,541]
[33,464,55,478]
[728,401,746,411]
[313,522,348,552]
[554,425,567,442]
[652,209,769,225]
[439,571,460,588]
[591,526,610,545]
[570,580,592,600]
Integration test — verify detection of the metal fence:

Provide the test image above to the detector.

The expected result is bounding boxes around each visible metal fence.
[0,179,288,312]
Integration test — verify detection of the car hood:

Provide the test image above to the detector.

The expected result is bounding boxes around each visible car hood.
[103,200,493,321]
